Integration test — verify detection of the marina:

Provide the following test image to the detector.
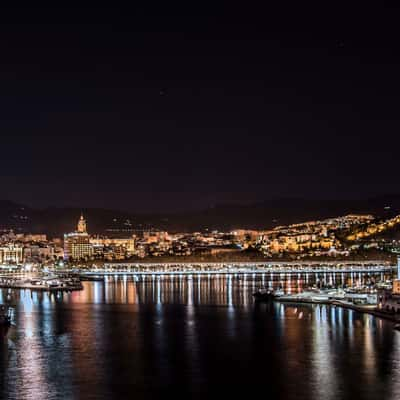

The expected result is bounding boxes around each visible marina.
[0,275,83,292]
[251,257,400,324]
[273,292,400,323]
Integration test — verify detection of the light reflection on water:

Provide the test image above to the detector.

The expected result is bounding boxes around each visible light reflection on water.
[0,272,398,400]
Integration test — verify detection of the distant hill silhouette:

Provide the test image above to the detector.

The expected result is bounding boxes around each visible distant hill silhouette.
[1,195,400,237]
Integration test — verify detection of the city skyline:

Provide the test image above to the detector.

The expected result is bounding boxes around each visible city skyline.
[1,209,399,266]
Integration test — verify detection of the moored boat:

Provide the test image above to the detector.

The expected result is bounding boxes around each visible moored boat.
[0,305,12,337]
[79,275,104,282]
[253,288,284,302]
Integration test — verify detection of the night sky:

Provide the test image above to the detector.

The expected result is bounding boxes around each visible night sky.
[1,4,399,212]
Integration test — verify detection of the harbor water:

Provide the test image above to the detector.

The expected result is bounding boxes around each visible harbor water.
[0,271,399,400]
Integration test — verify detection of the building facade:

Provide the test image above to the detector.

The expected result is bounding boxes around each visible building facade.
[378,257,400,313]
[64,215,93,260]
[0,244,24,264]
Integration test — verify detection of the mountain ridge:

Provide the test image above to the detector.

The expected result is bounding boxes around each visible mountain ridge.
[1,195,400,237]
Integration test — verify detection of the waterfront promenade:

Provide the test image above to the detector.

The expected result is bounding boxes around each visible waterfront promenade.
[76,260,395,276]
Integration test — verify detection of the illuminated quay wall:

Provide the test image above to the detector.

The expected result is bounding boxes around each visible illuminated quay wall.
[93,260,395,274]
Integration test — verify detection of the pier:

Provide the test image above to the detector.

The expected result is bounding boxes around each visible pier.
[275,294,400,323]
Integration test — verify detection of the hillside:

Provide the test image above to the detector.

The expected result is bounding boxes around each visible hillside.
[1,195,400,237]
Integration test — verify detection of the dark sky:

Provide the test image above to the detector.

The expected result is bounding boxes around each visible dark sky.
[1,3,399,212]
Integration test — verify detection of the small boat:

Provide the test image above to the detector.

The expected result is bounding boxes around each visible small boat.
[310,294,331,303]
[0,305,12,336]
[253,288,284,302]
[79,275,104,282]
[253,289,274,302]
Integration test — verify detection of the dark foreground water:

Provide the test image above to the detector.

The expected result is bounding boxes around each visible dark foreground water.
[0,273,399,400]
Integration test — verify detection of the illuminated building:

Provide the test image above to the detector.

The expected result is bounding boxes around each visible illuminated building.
[23,234,47,242]
[393,257,400,295]
[64,214,93,261]
[378,258,400,313]
[77,214,87,233]
[0,244,24,264]
[90,236,135,254]
[23,244,55,262]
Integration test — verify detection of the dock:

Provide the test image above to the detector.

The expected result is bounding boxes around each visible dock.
[0,276,83,292]
[275,292,400,322]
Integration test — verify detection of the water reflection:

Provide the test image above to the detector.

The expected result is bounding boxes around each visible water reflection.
[62,271,392,307]
[0,272,398,400]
